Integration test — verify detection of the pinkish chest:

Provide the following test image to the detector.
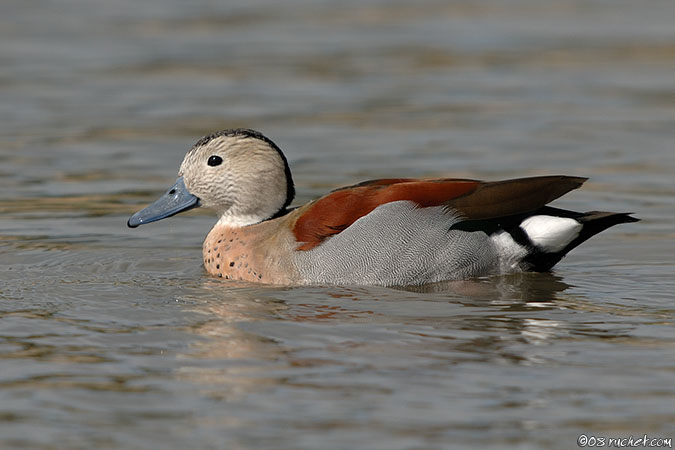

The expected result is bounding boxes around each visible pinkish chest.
[203,227,265,282]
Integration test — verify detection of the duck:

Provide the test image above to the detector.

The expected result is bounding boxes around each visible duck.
[128,128,638,286]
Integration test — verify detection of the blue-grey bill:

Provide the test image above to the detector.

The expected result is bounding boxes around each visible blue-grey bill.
[127,177,200,228]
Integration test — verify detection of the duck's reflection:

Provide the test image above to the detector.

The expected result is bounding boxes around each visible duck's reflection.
[397,272,570,301]
[174,273,630,395]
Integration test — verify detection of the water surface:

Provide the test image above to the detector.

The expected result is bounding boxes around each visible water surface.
[1,0,674,449]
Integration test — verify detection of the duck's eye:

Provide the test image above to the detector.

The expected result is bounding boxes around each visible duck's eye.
[207,155,222,167]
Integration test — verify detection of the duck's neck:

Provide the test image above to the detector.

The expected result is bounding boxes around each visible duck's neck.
[215,212,267,228]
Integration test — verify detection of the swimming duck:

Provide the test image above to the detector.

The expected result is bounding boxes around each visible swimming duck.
[128,128,638,286]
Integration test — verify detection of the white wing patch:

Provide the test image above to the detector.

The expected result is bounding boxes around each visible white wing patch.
[520,215,582,253]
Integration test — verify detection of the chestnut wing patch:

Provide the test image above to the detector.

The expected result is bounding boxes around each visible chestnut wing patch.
[293,179,479,250]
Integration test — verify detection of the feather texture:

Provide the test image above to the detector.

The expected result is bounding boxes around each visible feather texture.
[293,175,586,250]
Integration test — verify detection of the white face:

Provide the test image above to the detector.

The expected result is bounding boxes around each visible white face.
[178,133,291,226]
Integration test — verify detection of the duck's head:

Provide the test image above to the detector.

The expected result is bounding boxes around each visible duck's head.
[127,129,295,228]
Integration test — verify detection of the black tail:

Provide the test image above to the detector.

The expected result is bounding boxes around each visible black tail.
[524,207,639,272]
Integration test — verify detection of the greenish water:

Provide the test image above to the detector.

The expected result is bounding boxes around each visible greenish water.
[1,1,674,449]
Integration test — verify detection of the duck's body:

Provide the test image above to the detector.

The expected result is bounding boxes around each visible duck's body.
[128,129,638,286]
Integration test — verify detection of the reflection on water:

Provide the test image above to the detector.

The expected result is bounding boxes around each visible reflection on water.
[2,0,675,448]
[161,274,675,448]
